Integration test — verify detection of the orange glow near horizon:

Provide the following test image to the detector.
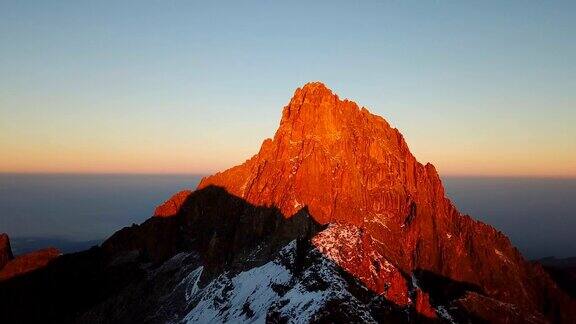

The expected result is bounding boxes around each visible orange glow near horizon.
[1,1,575,179]
[1,136,574,177]
[1,99,575,178]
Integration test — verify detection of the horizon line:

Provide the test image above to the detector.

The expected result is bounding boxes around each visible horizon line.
[1,171,575,180]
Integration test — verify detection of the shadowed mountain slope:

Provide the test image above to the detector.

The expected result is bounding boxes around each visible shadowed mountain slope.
[0,186,441,323]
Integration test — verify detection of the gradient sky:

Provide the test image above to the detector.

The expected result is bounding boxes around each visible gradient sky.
[1,1,575,176]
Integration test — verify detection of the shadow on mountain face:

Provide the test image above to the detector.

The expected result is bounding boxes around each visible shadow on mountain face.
[413,269,483,305]
[0,186,482,323]
[537,258,576,299]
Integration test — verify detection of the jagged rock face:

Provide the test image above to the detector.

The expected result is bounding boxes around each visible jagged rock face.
[196,82,575,322]
[200,81,425,225]
[0,233,14,270]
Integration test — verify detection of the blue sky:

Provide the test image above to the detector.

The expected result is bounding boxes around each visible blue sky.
[1,1,575,175]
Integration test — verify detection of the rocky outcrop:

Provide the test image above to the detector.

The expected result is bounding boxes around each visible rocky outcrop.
[0,233,14,270]
[0,247,60,281]
[0,233,61,281]
[153,190,192,217]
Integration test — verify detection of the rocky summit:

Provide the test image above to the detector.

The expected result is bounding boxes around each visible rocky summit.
[0,82,574,323]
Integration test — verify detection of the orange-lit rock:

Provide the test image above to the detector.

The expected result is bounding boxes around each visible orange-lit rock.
[312,224,411,307]
[414,289,436,319]
[153,190,192,217]
[0,247,60,281]
[199,82,575,322]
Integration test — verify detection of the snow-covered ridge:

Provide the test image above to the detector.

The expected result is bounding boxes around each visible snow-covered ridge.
[181,240,377,323]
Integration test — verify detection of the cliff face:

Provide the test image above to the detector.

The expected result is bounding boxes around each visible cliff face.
[200,82,425,226]
[195,82,574,322]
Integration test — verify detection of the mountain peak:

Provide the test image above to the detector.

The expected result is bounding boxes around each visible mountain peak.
[283,81,339,123]
[277,81,394,147]
[195,83,576,322]
[200,83,429,223]
[298,81,334,95]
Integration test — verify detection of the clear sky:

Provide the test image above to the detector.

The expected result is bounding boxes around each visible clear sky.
[1,1,575,176]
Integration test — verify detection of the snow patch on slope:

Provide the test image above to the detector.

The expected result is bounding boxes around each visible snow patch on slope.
[182,237,378,323]
[183,243,295,323]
